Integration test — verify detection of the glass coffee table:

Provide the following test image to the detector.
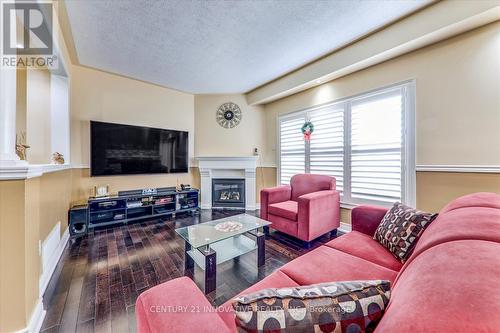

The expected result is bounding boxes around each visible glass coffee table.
[175,214,271,294]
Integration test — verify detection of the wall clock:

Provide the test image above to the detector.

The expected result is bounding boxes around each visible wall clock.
[216,102,242,128]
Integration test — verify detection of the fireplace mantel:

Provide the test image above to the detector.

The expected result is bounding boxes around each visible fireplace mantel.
[196,156,258,210]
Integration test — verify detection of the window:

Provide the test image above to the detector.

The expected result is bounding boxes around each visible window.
[279,115,306,185]
[309,105,344,192]
[278,81,415,207]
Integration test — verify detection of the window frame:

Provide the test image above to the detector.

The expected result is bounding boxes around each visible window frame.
[277,80,416,208]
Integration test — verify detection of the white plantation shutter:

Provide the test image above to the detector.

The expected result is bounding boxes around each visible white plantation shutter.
[350,89,403,203]
[309,106,344,192]
[279,116,306,184]
[277,82,414,206]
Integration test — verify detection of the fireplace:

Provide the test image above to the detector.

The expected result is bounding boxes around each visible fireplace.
[197,156,258,210]
[212,178,245,209]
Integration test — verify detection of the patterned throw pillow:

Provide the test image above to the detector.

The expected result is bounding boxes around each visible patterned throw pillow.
[232,280,390,333]
[374,202,437,262]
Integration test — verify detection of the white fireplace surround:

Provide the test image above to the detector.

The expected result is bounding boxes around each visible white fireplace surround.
[196,156,258,210]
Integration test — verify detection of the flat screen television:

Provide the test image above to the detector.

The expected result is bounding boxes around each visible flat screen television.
[90,121,189,176]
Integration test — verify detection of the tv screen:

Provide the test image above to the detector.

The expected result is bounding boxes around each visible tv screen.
[90,121,188,176]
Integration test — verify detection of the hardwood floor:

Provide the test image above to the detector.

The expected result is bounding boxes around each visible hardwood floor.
[40,209,340,333]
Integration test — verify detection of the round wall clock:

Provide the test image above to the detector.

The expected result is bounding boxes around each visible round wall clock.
[216,102,242,128]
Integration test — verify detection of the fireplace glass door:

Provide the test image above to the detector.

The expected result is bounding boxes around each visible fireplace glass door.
[212,178,245,208]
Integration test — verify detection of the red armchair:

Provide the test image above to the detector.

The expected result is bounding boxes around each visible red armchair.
[260,174,340,246]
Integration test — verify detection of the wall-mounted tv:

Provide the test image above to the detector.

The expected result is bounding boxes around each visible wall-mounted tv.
[90,121,188,176]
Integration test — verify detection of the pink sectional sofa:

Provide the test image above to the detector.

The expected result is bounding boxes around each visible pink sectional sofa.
[260,174,340,245]
[136,192,500,332]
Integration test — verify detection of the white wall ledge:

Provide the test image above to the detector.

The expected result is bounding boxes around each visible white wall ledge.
[416,165,500,173]
[0,163,71,180]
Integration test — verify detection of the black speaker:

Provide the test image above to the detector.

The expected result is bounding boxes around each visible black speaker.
[68,205,88,238]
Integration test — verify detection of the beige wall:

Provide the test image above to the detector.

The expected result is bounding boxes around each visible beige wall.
[71,167,199,202]
[417,171,500,213]
[26,69,52,164]
[0,181,27,333]
[262,22,500,167]
[37,170,73,240]
[70,65,195,166]
[69,65,197,196]
[194,94,267,161]
[194,94,273,204]
[23,178,42,330]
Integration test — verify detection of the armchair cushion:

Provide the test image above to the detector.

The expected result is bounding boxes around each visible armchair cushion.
[260,185,292,220]
[261,185,291,204]
[268,200,298,221]
[290,174,336,201]
[297,190,340,241]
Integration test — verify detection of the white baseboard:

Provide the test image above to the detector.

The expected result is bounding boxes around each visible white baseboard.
[14,298,46,333]
[338,222,352,233]
[39,227,69,297]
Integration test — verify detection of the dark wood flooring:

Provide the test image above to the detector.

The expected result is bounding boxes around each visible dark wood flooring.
[40,209,340,333]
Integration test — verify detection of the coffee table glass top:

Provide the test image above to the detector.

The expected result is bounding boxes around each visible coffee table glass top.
[175,214,270,248]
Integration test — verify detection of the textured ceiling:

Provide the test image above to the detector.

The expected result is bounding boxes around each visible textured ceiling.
[65,0,431,94]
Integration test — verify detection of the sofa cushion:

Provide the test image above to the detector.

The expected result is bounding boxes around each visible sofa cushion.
[268,200,298,221]
[373,202,437,262]
[219,270,300,331]
[439,192,500,214]
[325,231,403,272]
[408,206,500,263]
[376,240,500,333]
[232,280,390,333]
[279,246,398,286]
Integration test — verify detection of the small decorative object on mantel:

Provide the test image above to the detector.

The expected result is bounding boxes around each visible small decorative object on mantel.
[15,132,30,160]
[51,152,65,164]
[301,121,314,141]
[216,102,242,128]
[93,185,109,198]
[214,221,243,232]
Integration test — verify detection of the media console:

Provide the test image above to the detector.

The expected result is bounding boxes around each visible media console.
[85,187,199,230]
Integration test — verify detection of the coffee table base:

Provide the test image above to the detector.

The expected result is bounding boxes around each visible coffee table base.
[184,231,266,294]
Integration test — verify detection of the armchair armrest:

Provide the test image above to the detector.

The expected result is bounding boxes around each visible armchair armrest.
[135,277,232,333]
[297,190,340,241]
[351,205,389,237]
[260,185,291,220]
